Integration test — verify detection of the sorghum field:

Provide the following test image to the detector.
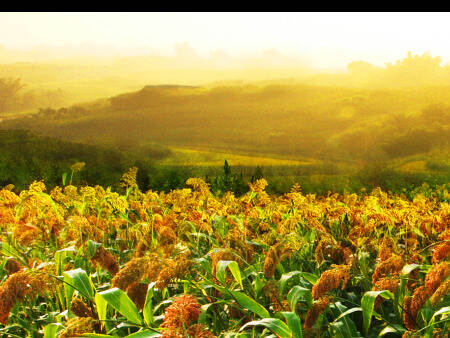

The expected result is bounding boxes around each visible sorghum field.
[0,168,449,338]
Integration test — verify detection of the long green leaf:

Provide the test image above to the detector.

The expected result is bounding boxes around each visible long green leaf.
[0,241,28,267]
[125,330,161,337]
[287,286,312,311]
[95,293,108,331]
[63,268,95,301]
[423,306,450,338]
[330,302,362,338]
[300,272,318,285]
[97,287,143,326]
[43,323,63,338]
[217,260,243,288]
[239,318,292,338]
[377,324,406,337]
[279,271,301,294]
[361,290,393,336]
[281,311,303,338]
[230,290,270,319]
[143,282,155,327]
[55,246,76,275]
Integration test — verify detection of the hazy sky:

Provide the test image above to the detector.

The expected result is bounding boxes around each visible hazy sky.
[1,12,450,69]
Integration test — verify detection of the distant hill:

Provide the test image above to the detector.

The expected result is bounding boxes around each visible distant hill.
[1,83,449,168]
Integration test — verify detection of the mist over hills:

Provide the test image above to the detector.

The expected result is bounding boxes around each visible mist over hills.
[0,51,449,193]
[3,77,449,164]
[1,52,449,163]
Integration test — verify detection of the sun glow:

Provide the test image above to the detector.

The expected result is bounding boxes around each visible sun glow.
[1,12,450,69]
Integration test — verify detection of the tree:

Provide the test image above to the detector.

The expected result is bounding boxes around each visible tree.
[0,77,25,113]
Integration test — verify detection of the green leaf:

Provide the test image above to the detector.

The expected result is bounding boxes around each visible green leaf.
[95,292,108,330]
[55,246,76,275]
[43,323,63,338]
[300,272,318,285]
[85,240,102,259]
[281,312,303,338]
[377,324,406,337]
[216,260,243,288]
[143,282,155,327]
[62,172,68,186]
[0,241,28,267]
[328,302,362,338]
[431,305,450,318]
[230,290,270,319]
[239,318,292,338]
[96,287,143,325]
[333,307,362,323]
[361,290,393,336]
[287,286,312,311]
[63,268,95,305]
[125,330,161,337]
[423,306,450,338]
[401,263,421,275]
[199,302,216,324]
[279,271,301,294]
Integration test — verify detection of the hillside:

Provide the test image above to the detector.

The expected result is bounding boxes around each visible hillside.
[2,83,449,165]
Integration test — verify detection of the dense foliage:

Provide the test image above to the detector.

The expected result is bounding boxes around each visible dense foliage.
[0,171,448,337]
[0,130,449,197]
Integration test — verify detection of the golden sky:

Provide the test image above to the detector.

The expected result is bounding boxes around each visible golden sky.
[1,12,449,69]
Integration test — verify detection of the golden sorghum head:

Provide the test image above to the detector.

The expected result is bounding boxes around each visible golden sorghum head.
[58,317,94,338]
[403,296,416,331]
[161,330,182,338]
[372,254,404,284]
[111,257,149,290]
[185,178,210,194]
[304,296,331,329]
[186,324,218,338]
[315,238,348,265]
[0,270,30,324]
[425,262,450,293]
[290,182,302,193]
[126,282,148,311]
[431,242,450,265]
[155,269,173,290]
[249,178,268,193]
[407,285,432,330]
[430,279,450,307]
[263,244,279,279]
[158,226,178,246]
[120,167,138,189]
[142,254,164,282]
[162,294,201,330]
[90,246,119,276]
[3,184,14,191]
[373,276,399,293]
[4,258,21,275]
[71,297,93,318]
[156,256,192,290]
[0,269,54,324]
[378,237,395,262]
[312,264,351,300]
[263,242,291,279]
[372,277,399,309]
[0,189,20,207]
[135,240,149,258]
[28,180,46,193]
